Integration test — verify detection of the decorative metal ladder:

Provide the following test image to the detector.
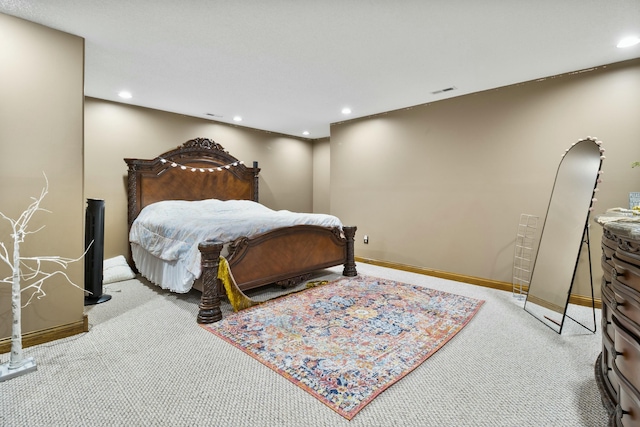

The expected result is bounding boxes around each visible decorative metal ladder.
[512,214,538,300]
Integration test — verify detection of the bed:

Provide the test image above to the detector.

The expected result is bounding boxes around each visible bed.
[125,137,357,323]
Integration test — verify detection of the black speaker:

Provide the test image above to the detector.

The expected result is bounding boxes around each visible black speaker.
[84,199,111,305]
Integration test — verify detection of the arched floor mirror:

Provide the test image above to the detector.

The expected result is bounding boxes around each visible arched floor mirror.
[524,137,604,334]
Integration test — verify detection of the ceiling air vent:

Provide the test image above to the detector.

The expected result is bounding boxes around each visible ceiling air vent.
[431,86,457,95]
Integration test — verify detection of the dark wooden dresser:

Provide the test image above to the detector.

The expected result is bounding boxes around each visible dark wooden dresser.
[596,215,640,426]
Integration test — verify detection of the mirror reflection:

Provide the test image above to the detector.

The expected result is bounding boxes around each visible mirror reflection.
[524,138,603,333]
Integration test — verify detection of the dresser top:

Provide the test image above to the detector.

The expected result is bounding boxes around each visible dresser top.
[595,209,640,240]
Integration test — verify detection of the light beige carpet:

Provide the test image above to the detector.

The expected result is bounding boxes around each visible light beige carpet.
[0,263,608,426]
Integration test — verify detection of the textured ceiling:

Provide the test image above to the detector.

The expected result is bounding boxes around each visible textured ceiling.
[1,1,639,139]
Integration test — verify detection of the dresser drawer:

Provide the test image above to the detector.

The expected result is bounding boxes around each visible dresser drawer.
[602,271,620,400]
[613,254,640,294]
[613,319,640,426]
[603,281,618,343]
[612,278,640,331]
[614,315,640,389]
[604,330,620,401]
[603,241,617,271]
[604,259,614,282]
[616,383,640,426]
[614,237,640,263]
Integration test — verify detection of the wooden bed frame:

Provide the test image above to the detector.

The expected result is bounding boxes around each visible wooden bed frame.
[125,137,357,323]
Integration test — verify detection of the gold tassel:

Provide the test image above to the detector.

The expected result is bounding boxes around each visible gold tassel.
[306,280,329,288]
[217,257,259,312]
[217,258,331,312]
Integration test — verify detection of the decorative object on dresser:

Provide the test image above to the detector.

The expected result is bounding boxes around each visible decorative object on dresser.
[125,138,357,324]
[595,212,640,425]
[524,137,605,334]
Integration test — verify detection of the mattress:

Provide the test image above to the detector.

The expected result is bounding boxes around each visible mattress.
[130,199,343,292]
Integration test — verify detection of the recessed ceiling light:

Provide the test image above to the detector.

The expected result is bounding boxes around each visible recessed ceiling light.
[118,91,132,99]
[617,36,640,48]
[341,107,351,115]
[233,116,242,122]
[302,131,310,136]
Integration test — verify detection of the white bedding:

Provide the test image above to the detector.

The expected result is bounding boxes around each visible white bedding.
[129,199,343,292]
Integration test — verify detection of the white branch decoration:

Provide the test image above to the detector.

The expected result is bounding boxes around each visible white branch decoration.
[1,174,87,380]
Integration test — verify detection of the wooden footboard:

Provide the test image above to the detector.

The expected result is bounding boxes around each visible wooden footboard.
[197,225,357,323]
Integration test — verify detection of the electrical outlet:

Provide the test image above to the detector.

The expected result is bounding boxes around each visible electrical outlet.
[364,235,369,244]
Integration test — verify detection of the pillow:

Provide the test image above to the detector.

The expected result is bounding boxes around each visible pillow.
[103,255,136,284]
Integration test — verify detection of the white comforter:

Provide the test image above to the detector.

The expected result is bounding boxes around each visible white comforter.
[129,199,343,282]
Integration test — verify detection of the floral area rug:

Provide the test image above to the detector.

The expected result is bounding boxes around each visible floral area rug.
[201,275,484,420]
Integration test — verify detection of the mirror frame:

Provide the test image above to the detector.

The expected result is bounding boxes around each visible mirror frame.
[524,137,603,333]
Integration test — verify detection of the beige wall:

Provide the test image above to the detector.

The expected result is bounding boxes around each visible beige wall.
[312,138,331,213]
[330,58,640,299]
[0,14,85,338]
[84,98,314,259]
[3,11,637,345]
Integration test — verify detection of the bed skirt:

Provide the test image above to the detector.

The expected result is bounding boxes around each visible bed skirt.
[131,243,197,293]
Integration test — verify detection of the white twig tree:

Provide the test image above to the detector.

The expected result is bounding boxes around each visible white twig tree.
[0,174,86,380]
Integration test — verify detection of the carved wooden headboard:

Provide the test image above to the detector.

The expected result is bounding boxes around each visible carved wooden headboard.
[124,137,259,231]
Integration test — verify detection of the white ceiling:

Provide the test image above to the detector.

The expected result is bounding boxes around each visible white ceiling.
[2,1,639,139]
